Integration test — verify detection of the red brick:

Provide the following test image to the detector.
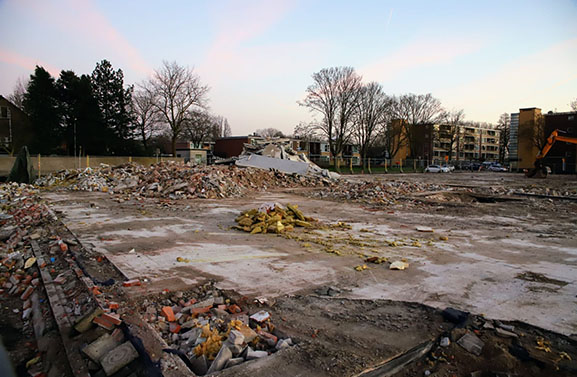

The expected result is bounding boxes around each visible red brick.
[161,306,176,322]
[93,315,115,330]
[257,330,278,344]
[169,323,181,333]
[108,302,119,310]
[191,306,211,315]
[20,286,35,300]
[227,304,241,314]
[101,313,122,325]
[122,279,141,287]
[184,298,197,306]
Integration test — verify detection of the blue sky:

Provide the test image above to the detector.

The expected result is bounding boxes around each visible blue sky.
[1,0,576,135]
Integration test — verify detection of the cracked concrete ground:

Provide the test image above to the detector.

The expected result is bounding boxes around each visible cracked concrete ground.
[44,173,577,337]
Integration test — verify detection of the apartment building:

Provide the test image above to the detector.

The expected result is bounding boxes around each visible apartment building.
[509,107,577,173]
[390,121,500,163]
[435,124,500,162]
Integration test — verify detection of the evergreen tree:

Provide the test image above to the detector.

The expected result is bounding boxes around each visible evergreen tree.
[57,71,109,155]
[91,59,134,154]
[23,66,62,154]
[56,70,80,155]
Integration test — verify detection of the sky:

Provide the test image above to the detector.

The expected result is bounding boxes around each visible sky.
[1,0,576,136]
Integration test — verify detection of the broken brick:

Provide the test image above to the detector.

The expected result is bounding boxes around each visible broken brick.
[227,304,242,314]
[93,315,116,330]
[169,322,181,333]
[161,306,176,322]
[191,306,212,315]
[108,302,119,310]
[101,313,122,326]
[59,241,68,252]
[20,286,35,300]
[122,279,141,287]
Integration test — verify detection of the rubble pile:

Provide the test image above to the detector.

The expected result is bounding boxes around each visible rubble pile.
[236,138,340,179]
[313,179,447,205]
[141,283,293,375]
[233,203,317,234]
[1,183,142,376]
[400,307,577,376]
[35,162,330,199]
[1,183,48,307]
[486,185,577,198]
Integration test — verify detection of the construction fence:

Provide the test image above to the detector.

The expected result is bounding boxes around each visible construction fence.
[0,155,184,177]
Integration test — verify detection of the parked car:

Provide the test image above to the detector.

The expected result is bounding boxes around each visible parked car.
[442,164,455,172]
[424,164,450,173]
[488,163,508,172]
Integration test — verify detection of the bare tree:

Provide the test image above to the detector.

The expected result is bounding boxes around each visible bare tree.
[183,110,217,147]
[496,113,510,163]
[293,121,321,141]
[255,128,285,138]
[146,61,209,156]
[392,93,444,158]
[132,84,161,151]
[353,82,392,172]
[7,77,28,110]
[300,67,362,169]
[206,115,231,141]
[571,98,577,111]
[436,109,465,161]
[222,118,231,138]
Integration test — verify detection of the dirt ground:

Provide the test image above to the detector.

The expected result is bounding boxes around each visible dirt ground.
[13,171,577,376]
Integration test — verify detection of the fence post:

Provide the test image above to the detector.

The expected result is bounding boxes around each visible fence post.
[349,158,353,174]
[37,154,41,178]
[368,158,372,174]
[384,159,388,173]
[129,156,132,163]
[86,155,90,168]
[413,159,416,172]
[400,159,404,173]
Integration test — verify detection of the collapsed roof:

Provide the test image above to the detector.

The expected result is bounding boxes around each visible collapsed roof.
[235,138,339,179]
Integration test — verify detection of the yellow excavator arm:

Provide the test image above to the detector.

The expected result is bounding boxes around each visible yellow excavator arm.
[526,129,577,178]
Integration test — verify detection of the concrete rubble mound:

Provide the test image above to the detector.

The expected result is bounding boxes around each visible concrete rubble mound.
[235,138,340,179]
[140,283,293,375]
[312,179,448,205]
[35,161,331,199]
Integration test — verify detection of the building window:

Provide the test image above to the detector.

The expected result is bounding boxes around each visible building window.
[0,106,8,118]
[568,115,574,121]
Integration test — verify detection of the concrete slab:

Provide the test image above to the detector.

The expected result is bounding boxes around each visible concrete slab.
[101,341,139,376]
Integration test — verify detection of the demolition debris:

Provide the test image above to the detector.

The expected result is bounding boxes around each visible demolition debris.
[140,283,293,375]
[35,162,332,199]
[233,203,316,234]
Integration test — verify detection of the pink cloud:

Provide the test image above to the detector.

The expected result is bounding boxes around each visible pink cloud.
[359,37,484,82]
[199,0,298,81]
[0,48,60,77]
[16,0,153,76]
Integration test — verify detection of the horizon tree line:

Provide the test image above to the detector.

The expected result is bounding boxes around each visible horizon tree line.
[6,60,231,156]
[297,66,517,168]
